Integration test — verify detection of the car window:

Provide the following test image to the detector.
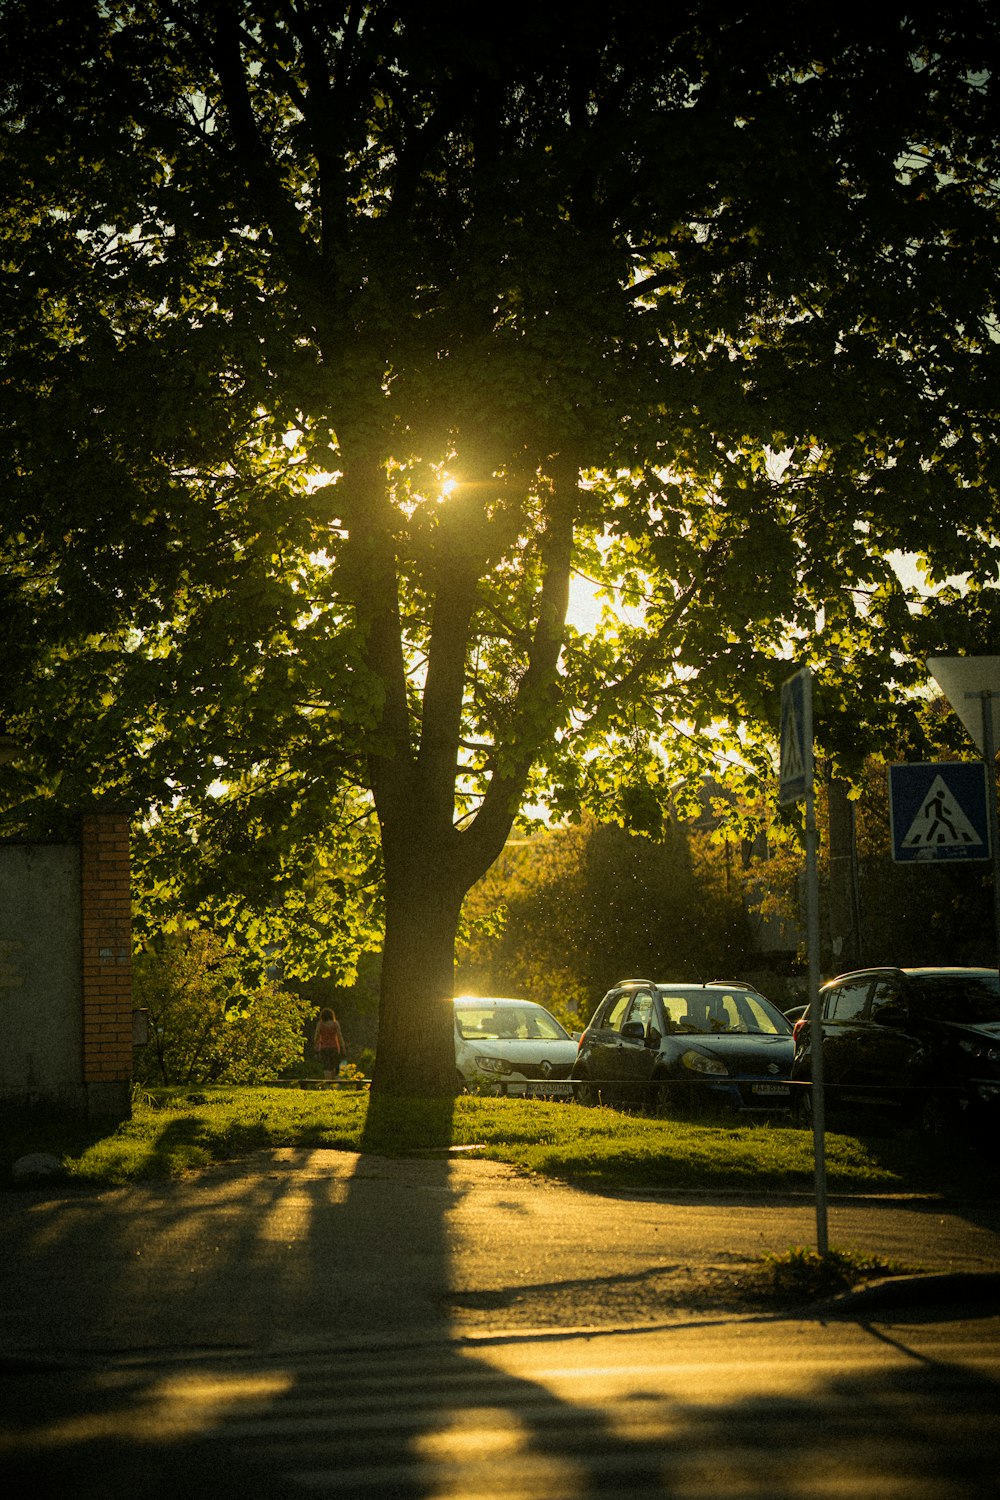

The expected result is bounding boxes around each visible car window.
[624,992,655,1033]
[675,991,744,1033]
[456,1007,503,1038]
[456,1007,521,1038]
[870,979,905,1022]
[909,973,1000,1024]
[738,994,789,1035]
[522,1008,570,1041]
[455,1003,569,1041]
[659,993,701,1031]
[683,990,789,1036]
[601,992,632,1031]
[823,980,871,1023]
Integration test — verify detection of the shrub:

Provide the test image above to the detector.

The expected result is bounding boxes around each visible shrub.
[133,928,313,1085]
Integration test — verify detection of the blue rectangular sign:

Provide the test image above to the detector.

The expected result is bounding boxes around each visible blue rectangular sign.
[889,762,992,863]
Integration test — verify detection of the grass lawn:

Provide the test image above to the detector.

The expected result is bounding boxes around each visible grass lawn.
[1,1084,993,1200]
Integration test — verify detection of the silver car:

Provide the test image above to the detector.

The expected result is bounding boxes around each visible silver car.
[453,995,578,1096]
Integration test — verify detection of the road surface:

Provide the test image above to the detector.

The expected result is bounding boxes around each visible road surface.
[1,1149,998,1352]
[1,1149,998,1496]
[3,1309,998,1497]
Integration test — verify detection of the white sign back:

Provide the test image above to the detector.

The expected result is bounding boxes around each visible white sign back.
[927,657,1000,756]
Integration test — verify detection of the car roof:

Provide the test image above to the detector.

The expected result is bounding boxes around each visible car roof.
[612,978,763,993]
[900,967,998,977]
[452,995,539,1007]
[821,966,998,985]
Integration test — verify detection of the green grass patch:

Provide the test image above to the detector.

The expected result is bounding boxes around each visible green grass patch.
[0,1086,992,1199]
[757,1244,922,1299]
[58,1087,371,1186]
[446,1097,983,1197]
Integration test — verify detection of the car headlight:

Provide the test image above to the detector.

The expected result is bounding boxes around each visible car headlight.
[960,1041,1000,1064]
[681,1049,728,1077]
[474,1055,511,1075]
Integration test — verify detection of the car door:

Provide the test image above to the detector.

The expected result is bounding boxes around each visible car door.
[820,976,874,1104]
[613,989,661,1108]
[580,990,631,1100]
[857,976,925,1108]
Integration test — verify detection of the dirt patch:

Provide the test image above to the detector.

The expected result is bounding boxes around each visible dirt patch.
[446,1258,847,1330]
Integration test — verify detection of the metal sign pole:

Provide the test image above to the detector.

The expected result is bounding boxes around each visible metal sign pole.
[975,691,1000,972]
[780,667,827,1257]
[802,680,828,1257]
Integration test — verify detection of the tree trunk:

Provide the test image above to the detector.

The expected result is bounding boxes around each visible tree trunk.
[342,436,577,1099]
[372,847,466,1098]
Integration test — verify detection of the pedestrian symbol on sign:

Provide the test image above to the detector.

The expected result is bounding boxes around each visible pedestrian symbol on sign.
[901,774,983,855]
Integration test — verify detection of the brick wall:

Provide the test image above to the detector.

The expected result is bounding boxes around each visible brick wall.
[81,811,133,1112]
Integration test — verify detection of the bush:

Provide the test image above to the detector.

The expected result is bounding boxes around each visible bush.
[133,928,314,1085]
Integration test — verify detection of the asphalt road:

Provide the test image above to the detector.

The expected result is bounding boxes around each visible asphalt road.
[3,1310,999,1499]
[2,1149,999,1497]
[2,1148,999,1353]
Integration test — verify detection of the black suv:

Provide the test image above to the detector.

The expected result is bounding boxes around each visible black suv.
[792,966,1000,1140]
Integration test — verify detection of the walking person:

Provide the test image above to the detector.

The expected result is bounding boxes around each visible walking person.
[314,1007,345,1081]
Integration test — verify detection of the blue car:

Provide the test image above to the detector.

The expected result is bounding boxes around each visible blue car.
[572,979,794,1115]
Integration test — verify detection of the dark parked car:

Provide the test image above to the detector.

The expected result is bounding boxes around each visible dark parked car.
[791,966,1000,1140]
[571,979,795,1115]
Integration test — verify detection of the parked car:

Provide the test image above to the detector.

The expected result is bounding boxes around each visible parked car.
[792,966,1000,1142]
[453,995,578,1096]
[571,979,795,1115]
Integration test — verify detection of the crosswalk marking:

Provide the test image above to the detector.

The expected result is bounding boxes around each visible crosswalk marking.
[157,1335,996,1497]
[5,1327,999,1499]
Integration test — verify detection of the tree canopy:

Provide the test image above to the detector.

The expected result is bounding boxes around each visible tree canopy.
[1,3,998,1095]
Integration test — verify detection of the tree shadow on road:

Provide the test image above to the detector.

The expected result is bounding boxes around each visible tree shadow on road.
[2,1132,999,1498]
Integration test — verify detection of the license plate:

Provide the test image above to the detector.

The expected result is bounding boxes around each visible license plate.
[506,1081,572,1097]
[752,1083,790,1096]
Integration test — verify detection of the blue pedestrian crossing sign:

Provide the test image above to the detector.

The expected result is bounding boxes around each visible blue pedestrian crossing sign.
[779,669,812,805]
[889,762,992,863]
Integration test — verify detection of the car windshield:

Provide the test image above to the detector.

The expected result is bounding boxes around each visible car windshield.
[659,990,790,1037]
[910,973,1000,1025]
[456,1005,570,1041]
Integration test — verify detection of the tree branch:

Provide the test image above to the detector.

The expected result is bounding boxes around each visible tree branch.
[574,537,728,744]
[202,3,310,264]
[465,461,577,871]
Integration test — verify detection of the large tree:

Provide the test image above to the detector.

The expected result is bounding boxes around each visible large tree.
[1,3,998,1095]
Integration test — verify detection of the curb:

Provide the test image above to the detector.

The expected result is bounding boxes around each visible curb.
[820,1270,1000,1316]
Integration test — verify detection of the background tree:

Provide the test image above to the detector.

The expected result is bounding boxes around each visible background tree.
[1,4,997,1098]
[458,817,754,1027]
[739,751,998,977]
[843,754,996,968]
